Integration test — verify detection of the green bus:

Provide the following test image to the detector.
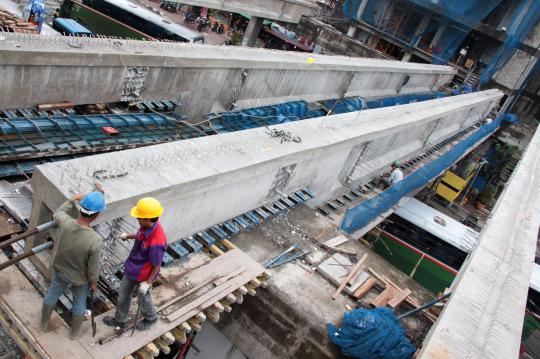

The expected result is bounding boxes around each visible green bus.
[372,197,477,294]
[60,0,204,42]
[371,197,540,340]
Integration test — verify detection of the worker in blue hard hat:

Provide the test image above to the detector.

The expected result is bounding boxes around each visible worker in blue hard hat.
[40,190,106,339]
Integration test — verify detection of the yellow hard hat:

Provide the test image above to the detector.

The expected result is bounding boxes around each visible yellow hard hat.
[130,197,164,218]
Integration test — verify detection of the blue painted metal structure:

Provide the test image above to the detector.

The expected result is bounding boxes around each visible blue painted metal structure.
[208,92,447,133]
[340,116,504,234]
[0,92,447,177]
[343,0,540,88]
[0,112,201,176]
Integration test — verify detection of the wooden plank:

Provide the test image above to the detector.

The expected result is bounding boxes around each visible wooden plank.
[78,248,264,359]
[214,267,246,286]
[352,277,378,299]
[370,287,398,307]
[0,248,263,359]
[321,244,356,256]
[37,102,75,111]
[167,281,236,322]
[381,275,421,308]
[159,267,246,315]
[331,253,368,300]
[388,288,412,308]
[156,276,218,312]
[368,267,385,282]
[323,235,348,247]
[0,253,93,359]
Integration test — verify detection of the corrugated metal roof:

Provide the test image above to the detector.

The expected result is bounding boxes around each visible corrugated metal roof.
[394,197,479,253]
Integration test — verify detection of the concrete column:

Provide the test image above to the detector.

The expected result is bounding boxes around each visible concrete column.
[401,52,412,62]
[347,25,357,38]
[355,0,369,21]
[430,23,447,47]
[412,13,432,47]
[241,16,264,47]
[367,34,378,47]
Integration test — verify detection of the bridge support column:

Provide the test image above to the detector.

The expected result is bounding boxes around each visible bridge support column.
[242,16,264,47]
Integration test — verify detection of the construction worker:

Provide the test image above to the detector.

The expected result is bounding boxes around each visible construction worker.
[103,197,167,331]
[40,191,106,339]
[382,161,404,189]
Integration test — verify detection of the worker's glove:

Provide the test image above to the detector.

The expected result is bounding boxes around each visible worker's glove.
[119,232,130,241]
[138,281,151,295]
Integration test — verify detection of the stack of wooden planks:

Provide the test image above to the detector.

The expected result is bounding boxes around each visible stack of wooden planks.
[352,267,439,322]
[0,8,37,33]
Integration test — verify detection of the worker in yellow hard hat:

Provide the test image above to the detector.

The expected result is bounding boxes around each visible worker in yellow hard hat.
[103,197,167,331]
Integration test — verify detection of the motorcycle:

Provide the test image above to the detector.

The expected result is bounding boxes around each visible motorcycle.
[184,12,197,23]
[211,22,224,34]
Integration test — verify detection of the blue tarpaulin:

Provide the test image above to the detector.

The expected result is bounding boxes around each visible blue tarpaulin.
[340,115,503,234]
[327,307,416,359]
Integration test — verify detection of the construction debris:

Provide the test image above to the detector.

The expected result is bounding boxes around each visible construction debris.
[265,127,302,143]
[0,8,37,33]
[264,244,309,269]
[332,253,368,300]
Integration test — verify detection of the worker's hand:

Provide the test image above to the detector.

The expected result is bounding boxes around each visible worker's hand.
[94,181,106,194]
[119,232,134,241]
[138,281,151,295]
[90,282,97,293]
[71,193,85,201]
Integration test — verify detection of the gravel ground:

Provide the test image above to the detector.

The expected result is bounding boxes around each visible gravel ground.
[0,326,23,359]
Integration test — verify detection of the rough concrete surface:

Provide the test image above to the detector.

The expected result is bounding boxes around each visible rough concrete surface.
[419,127,540,358]
[29,91,502,245]
[0,33,454,116]
[165,0,317,23]
[215,205,434,359]
[493,49,536,90]
[295,17,388,58]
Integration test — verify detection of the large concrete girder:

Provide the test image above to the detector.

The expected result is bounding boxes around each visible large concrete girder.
[173,0,317,23]
[0,34,455,117]
[419,127,540,358]
[29,90,502,245]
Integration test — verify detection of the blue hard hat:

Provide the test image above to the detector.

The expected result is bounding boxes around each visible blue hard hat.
[80,191,106,214]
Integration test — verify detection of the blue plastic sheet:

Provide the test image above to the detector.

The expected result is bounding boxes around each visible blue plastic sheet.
[327,307,416,359]
[209,93,447,132]
[479,0,540,85]
[342,0,540,86]
[340,116,503,234]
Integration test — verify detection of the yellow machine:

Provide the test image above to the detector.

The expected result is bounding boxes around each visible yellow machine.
[436,169,476,203]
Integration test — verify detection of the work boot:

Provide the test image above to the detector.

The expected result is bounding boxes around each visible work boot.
[135,318,157,331]
[102,316,128,330]
[70,315,85,340]
[40,304,55,332]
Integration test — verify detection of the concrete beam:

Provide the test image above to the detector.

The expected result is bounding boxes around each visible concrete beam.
[29,90,502,246]
[170,0,317,23]
[419,126,540,358]
[0,34,455,118]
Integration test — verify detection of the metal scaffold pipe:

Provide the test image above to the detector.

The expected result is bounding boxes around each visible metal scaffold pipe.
[0,220,56,251]
[0,241,54,271]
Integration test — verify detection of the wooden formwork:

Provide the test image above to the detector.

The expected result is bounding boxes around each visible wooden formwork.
[0,247,269,359]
